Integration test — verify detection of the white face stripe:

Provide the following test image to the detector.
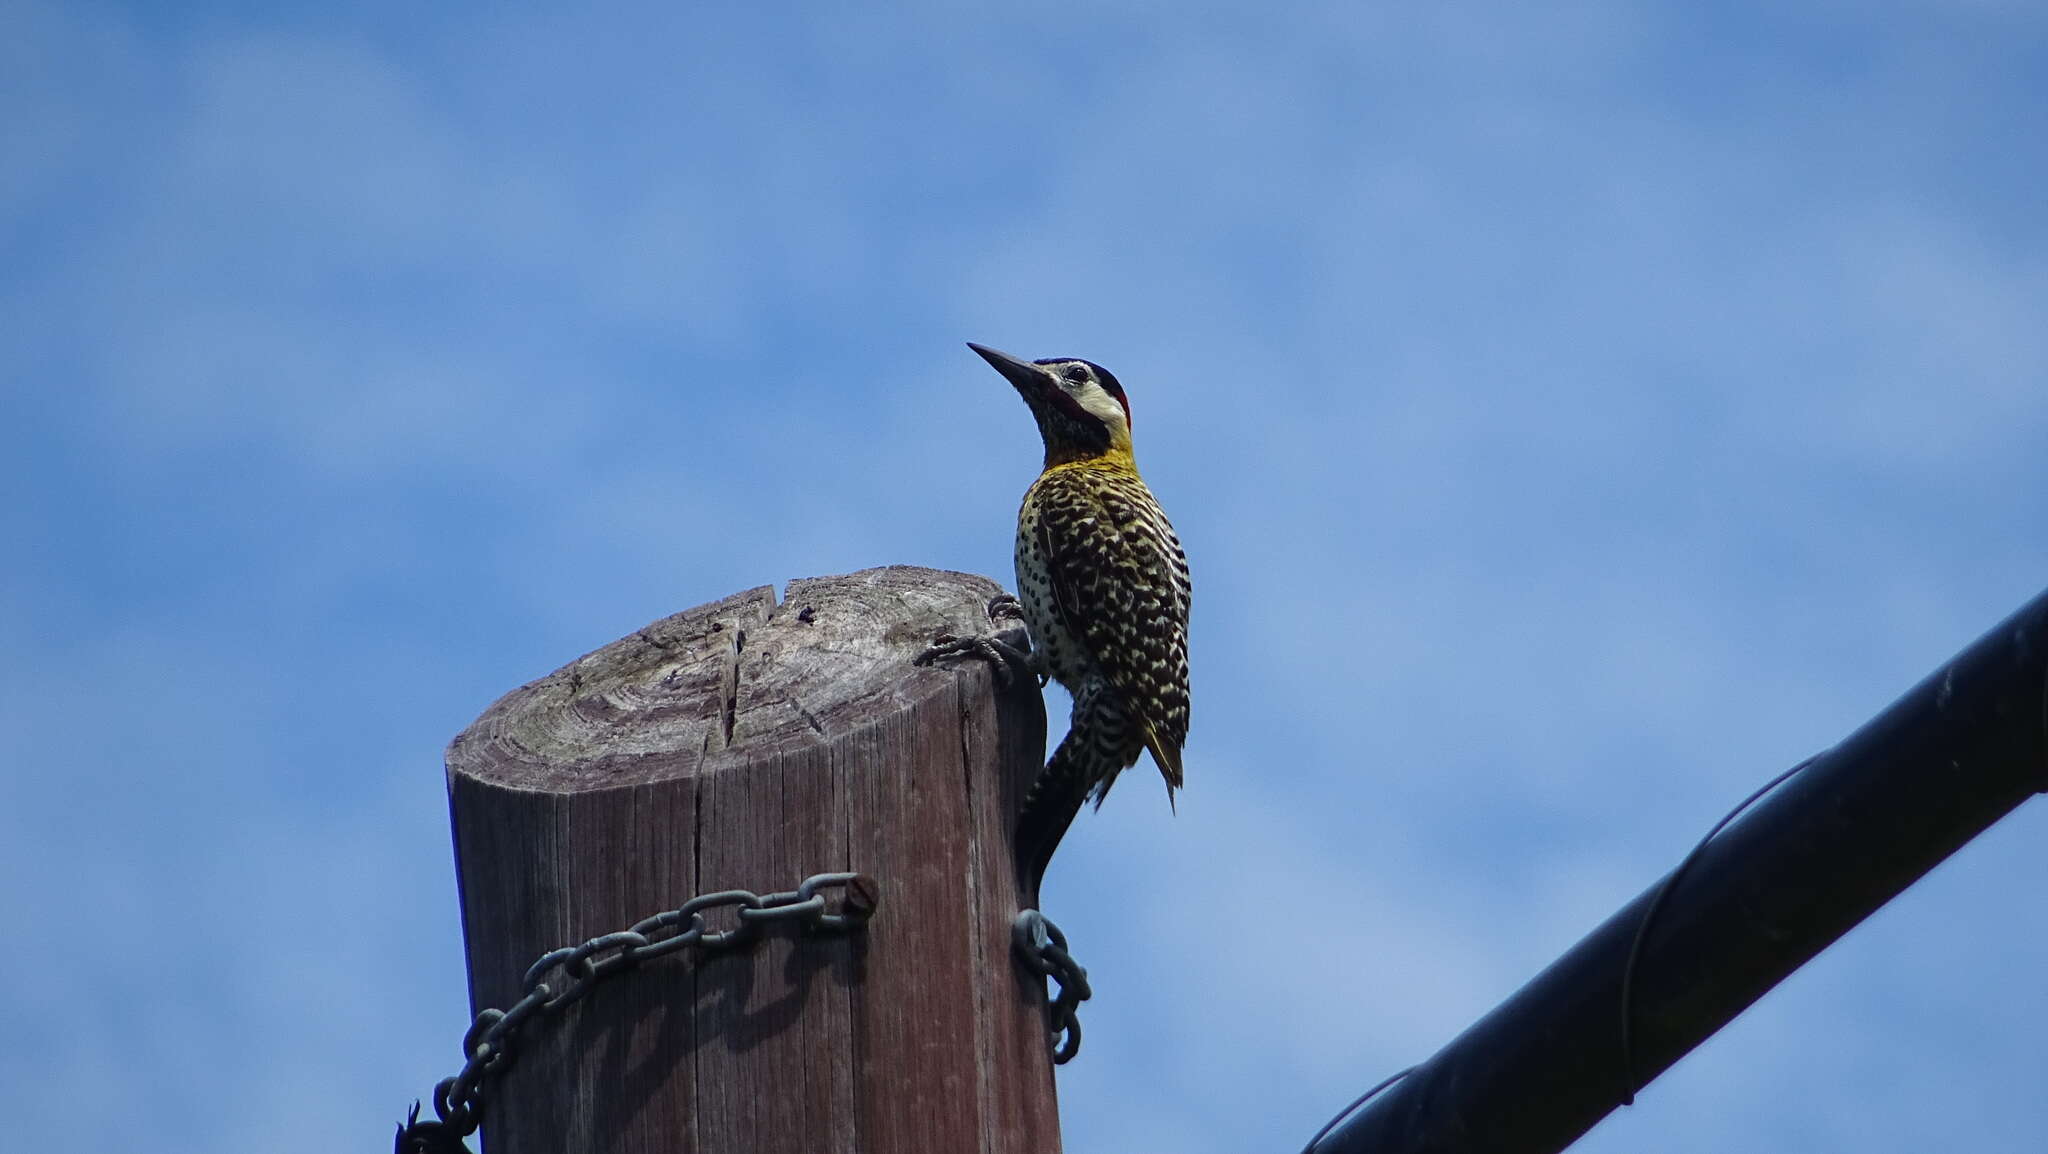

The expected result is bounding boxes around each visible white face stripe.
[1072,381,1129,430]
[1043,361,1130,432]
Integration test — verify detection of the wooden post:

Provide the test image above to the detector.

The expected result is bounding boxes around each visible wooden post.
[444,566,1059,1153]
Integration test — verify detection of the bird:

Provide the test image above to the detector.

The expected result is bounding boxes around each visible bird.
[918,342,1190,896]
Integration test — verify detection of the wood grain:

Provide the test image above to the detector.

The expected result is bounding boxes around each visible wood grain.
[445,566,1059,1154]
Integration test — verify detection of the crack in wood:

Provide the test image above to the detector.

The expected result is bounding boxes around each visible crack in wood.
[719,626,742,748]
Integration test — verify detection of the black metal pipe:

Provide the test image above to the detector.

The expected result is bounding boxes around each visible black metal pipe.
[1312,586,2048,1154]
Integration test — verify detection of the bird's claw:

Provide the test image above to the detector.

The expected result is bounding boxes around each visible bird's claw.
[916,633,1019,689]
[913,591,1042,690]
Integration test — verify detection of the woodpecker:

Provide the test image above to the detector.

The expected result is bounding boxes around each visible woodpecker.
[920,343,1190,894]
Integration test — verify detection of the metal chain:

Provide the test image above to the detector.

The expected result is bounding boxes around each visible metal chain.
[395,871,878,1154]
[1011,909,1092,1064]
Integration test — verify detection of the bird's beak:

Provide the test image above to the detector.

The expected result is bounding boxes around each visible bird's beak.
[968,342,1053,395]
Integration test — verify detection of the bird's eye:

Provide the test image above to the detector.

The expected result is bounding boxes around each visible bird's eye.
[1062,365,1089,385]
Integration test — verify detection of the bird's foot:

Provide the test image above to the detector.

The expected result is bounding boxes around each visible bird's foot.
[915,630,1040,690]
[914,595,1043,690]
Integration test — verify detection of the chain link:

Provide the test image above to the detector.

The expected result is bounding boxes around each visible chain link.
[395,871,878,1154]
[1012,909,1091,1064]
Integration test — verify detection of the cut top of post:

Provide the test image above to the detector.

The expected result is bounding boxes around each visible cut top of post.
[448,565,1015,792]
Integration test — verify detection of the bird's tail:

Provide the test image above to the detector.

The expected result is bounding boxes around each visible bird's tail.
[1014,730,1104,901]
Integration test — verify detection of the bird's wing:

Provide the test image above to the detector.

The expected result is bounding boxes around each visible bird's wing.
[1035,473,1191,789]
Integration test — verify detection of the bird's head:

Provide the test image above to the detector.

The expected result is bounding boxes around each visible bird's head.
[967,342,1134,467]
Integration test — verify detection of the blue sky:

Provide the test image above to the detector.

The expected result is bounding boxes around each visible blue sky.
[4,2,2044,1151]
